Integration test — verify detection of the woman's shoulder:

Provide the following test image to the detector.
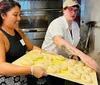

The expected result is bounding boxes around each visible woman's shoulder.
[15,28,25,37]
[16,28,23,33]
[0,31,6,46]
[0,30,5,39]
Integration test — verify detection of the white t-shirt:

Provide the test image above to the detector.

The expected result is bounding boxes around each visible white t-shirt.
[42,16,80,57]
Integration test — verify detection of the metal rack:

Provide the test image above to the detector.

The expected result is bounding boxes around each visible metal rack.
[18,0,62,10]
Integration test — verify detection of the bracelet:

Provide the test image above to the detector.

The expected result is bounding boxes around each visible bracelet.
[30,66,34,75]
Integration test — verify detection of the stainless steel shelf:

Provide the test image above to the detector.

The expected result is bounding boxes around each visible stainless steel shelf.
[21,8,62,12]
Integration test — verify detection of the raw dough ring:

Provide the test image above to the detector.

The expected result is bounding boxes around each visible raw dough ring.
[83,66,92,73]
[67,70,81,79]
[67,59,77,66]
[77,67,84,74]
[75,61,84,67]
[47,66,60,73]
[81,74,92,83]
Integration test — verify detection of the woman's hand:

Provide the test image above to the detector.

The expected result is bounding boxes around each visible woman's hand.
[30,66,47,78]
[79,55,98,72]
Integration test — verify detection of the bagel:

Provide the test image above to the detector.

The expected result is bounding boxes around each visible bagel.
[56,55,66,61]
[68,66,77,71]
[81,74,92,83]
[43,56,53,61]
[60,63,68,70]
[67,59,77,66]
[67,70,81,79]
[47,66,57,73]
[83,66,93,73]
[77,67,85,74]
[19,59,34,66]
[74,61,84,67]
[35,62,49,70]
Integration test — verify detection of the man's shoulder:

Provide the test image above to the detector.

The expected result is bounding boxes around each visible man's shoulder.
[72,21,78,25]
[51,16,64,24]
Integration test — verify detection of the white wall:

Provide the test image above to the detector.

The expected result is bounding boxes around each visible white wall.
[84,0,100,55]
[84,1,100,83]
[85,0,100,22]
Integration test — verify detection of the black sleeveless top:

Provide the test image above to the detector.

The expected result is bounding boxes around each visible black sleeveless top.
[0,28,27,63]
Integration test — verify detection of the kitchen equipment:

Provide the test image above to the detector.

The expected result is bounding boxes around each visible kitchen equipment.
[22,28,46,47]
[19,0,62,47]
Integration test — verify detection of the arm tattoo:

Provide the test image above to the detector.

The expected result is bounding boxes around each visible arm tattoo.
[60,44,71,55]
[60,44,76,56]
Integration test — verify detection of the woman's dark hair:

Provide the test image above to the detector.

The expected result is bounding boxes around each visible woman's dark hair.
[0,0,21,25]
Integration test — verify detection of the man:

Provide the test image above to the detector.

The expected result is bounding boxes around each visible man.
[42,0,97,71]
[42,0,98,85]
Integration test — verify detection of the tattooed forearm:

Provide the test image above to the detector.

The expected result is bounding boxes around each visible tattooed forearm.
[60,44,71,54]
[60,44,76,56]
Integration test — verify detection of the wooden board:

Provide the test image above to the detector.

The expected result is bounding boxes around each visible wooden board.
[12,50,98,85]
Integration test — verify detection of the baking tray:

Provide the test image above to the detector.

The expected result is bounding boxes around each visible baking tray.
[12,50,98,85]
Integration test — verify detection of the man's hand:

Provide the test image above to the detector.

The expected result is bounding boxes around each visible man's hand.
[79,55,98,72]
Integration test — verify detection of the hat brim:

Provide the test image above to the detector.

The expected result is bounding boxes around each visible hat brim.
[71,4,81,8]
[63,3,81,8]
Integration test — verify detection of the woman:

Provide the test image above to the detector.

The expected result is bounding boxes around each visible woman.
[0,0,47,85]
[42,0,98,85]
